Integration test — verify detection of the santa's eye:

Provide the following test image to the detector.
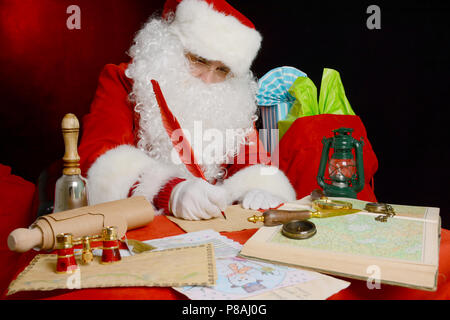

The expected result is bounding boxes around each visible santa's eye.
[195,58,208,65]
[217,67,230,74]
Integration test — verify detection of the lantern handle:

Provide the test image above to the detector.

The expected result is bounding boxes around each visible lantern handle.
[317,136,331,189]
[352,137,365,193]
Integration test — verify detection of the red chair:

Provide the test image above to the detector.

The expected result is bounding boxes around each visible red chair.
[0,164,36,296]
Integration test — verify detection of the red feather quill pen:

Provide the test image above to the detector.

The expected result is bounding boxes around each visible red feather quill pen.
[151,80,227,219]
[151,79,206,180]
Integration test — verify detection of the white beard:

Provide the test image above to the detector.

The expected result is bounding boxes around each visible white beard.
[125,17,259,181]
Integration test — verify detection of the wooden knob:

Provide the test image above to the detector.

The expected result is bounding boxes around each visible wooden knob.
[61,113,81,175]
[8,228,43,252]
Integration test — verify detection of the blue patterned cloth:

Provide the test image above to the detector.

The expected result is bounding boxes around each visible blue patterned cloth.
[257,66,307,152]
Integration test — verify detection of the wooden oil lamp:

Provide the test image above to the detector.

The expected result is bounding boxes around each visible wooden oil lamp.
[317,128,364,198]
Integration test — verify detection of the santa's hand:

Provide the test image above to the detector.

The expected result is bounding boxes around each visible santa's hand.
[241,189,284,210]
[169,178,227,220]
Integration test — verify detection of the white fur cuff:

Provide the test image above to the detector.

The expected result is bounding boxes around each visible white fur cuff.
[221,164,296,204]
[87,145,180,205]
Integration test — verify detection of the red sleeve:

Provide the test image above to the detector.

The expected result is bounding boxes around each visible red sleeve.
[78,63,135,177]
[152,178,186,215]
[128,177,186,215]
[225,128,271,178]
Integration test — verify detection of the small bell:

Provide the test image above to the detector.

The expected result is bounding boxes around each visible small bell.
[53,113,88,212]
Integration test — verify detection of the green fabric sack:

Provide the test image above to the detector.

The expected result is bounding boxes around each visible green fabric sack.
[278,68,356,140]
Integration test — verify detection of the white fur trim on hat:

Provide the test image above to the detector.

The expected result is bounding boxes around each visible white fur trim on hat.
[169,0,262,76]
[221,164,297,204]
[87,145,181,206]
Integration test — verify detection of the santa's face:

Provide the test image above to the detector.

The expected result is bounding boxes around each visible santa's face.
[185,52,232,84]
[125,17,258,180]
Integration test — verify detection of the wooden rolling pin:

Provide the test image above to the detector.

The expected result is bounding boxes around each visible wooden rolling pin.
[8,196,154,252]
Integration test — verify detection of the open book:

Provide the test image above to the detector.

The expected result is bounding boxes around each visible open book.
[239,197,441,291]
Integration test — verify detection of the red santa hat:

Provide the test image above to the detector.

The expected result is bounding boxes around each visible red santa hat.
[163,0,262,76]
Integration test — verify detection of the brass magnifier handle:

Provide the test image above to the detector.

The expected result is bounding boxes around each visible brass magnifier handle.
[248,210,312,226]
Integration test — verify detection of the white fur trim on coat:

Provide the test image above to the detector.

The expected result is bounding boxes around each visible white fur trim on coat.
[221,164,296,204]
[87,145,181,205]
[169,0,262,76]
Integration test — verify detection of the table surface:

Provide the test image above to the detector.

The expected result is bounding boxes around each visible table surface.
[2,215,450,300]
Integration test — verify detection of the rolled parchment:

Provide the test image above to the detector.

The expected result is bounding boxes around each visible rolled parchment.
[8,196,154,252]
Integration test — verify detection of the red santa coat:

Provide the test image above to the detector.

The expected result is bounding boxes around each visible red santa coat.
[78,63,297,212]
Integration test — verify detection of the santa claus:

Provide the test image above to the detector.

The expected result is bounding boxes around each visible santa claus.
[78,0,296,220]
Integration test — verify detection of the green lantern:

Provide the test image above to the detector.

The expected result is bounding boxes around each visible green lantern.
[317,128,365,198]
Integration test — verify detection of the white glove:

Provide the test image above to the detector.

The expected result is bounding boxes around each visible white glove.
[169,178,227,220]
[241,189,284,210]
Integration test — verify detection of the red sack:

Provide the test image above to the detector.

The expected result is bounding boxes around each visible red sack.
[276,114,378,202]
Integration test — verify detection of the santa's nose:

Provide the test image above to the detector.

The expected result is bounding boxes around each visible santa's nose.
[199,70,220,84]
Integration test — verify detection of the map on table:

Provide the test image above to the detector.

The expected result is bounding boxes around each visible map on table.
[178,255,319,300]
[270,213,425,262]
[269,197,440,264]
[239,197,440,291]
[168,230,320,300]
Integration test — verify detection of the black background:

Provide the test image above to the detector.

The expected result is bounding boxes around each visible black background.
[1,0,449,227]
[228,0,450,228]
